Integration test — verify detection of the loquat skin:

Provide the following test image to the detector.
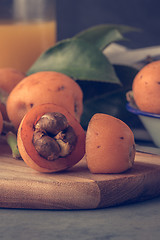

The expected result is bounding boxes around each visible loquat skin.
[0,68,26,121]
[0,101,9,121]
[17,103,86,173]
[0,67,26,94]
[132,60,160,114]
[86,113,135,174]
[0,111,3,134]
[7,71,83,130]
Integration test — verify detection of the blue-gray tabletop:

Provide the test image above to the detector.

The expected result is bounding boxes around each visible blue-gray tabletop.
[1,196,160,240]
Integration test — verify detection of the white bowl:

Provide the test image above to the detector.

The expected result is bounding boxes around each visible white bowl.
[126,103,160,147]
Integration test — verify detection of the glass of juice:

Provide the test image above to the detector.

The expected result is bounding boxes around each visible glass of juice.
[0,0,57,73]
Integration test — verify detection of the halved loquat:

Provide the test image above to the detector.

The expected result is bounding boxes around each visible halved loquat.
[86,113,135,173]
[17,103,85,173]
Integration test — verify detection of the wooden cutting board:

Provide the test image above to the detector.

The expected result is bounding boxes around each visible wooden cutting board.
[1,138,160,210]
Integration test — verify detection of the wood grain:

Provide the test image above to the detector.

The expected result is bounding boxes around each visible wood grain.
[1,138,160,210]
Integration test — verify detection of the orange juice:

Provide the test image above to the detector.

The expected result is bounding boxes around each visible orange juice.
[0,21,57,72]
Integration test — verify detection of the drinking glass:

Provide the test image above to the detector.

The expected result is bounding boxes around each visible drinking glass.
[0,0,57,72]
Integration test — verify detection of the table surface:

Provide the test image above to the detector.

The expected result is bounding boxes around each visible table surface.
[1,196,160,240]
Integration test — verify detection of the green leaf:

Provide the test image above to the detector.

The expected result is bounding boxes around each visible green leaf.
[80,64,139,129]
[77,64,138,101]
[74,24,139,50]
[114,64,138,90]
[77,80,121,101]
[27,38,120,85]
[81,90,142,130]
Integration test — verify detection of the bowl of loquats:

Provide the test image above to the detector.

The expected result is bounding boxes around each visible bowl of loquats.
[126,60,160,148]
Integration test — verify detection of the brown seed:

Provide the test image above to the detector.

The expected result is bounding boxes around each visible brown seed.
[35,112,69,135]
[33,112,77,160]
[32,129,61,161]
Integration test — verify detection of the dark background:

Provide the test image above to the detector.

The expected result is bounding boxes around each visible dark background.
[56,0,160,49]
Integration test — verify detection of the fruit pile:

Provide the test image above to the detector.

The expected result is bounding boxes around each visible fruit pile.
[0,68,136,174]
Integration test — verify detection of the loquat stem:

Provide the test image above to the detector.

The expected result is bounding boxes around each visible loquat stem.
[6,131,21,159]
